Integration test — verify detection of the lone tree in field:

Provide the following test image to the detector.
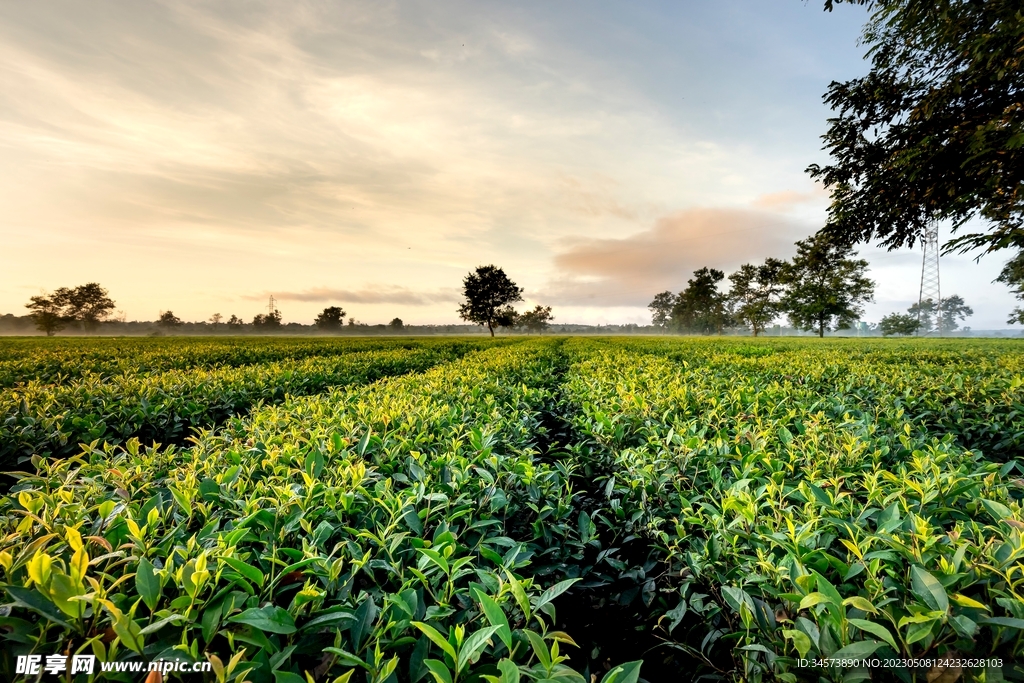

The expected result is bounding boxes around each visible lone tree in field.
[671,268,728,335]
[648,291,676,329]
[66,283,116,330]
[389,318,404,331]
[158,311,183,329]
[457,265,523,337]
[315,306,346,331]
[26,291,70,336]
[811,0,1024,256]
[517,305,554,334]
[879,313,922,337]
[782,233,874,337]
[25,283,116,336]
[728,258,786,336]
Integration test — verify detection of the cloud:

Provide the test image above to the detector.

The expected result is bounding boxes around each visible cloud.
[541,207,810,306]
[752,188,827,211]
[244,286,459,306]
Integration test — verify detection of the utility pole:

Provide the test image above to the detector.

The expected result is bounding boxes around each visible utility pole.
[918,223,941,335]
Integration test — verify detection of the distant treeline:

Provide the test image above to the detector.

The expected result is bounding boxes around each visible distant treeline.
[2,313,1015,337]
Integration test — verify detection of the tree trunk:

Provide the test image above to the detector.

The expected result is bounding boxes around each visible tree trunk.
[818,319,825,338]
[488,320,494,337]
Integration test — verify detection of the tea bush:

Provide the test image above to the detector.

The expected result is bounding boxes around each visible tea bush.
[3,335,1024,682]
[0,343,484,472]
[558,339,1024,681]
[0,340,638,682]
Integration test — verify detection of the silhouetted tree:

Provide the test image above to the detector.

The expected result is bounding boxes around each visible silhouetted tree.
[158,311,183,328]
[226,314,243,329]
[389,317,404,331]
[648,291,676,329]
[671,268,728,334]
[253,310,282,330]
[25,291,70,336]
[782,233,874,337]
[517,305,553,334]
[24,283,115,335]
[457,265,524,337]
[728,258,786,336]
[315,306,347,330]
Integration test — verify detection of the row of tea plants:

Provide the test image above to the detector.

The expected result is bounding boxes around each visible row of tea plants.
[0,337,475,389]
[556,338,1024,681]
[0,340,641,683]
[0,342,487,472]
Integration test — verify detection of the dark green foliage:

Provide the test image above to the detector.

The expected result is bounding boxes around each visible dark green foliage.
[671,268,728,335]
[908,295,974,334]
[157,311,183,328]
[782,233,874,337]
[457,266,524,337]
[25,283,116,336]
[253,310,283,329]
[728,258,786,337]
[647,291,676,329]
[315,307,347,330]
[996,251,1024,324]
[810,0,1024,255]
[516,306,553,334]
[878,312,921,336]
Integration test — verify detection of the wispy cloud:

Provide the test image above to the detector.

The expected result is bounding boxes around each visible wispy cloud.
[244,286,459,306]
[751,188,827,211]
[542,208,810,306]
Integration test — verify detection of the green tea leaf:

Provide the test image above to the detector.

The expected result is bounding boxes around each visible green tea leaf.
[220,556,265,589]
[412,622,457,661]
[227,606,297,634]
[135,558,161,611]
[848,619,898,653]
[910,566,948,613]
[599,660,642,683]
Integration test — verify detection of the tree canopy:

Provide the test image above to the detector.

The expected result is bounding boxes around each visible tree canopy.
[996,252,1024,324]
[671,268,728,335]
[810,0,1024,255]
[879,312,921,336]
[25,283,116,336]
[158,311,183,328]
[782,233,874,337]
[457,265,524,337]
[253,310,282,329]
[516,305,554,334]
[727,258,786,337]
[315,306,347,330]
[648,292,676,329]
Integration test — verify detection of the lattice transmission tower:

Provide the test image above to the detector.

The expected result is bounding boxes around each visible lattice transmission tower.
[268,295,277,317]
[917,223,941,335]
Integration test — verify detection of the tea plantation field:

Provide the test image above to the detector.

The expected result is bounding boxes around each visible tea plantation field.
[2,336,1024,682]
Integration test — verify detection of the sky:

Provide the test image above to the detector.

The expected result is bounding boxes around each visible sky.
[1,0,1020,329]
